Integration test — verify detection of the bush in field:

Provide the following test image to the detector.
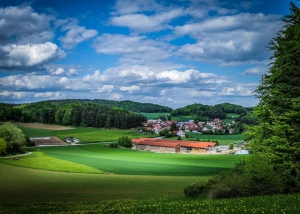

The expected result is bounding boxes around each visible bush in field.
[109,143,118,148]
[117,136,132,148]
[229,143,234,150]
[0,138,7,155]
[25,136,36,147]
[206,154,283,199]
[184,182,207,198]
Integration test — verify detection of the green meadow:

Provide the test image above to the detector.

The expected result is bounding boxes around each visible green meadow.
[0,139,297,213]
[20,126,150,143]
[0,126,289,213]
[0,143,243,202]
[188,133,245,145]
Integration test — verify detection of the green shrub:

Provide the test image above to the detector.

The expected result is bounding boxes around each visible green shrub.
[184,182,206,198]
[229,143,234,150]
[206,154,284,199]
[0,138,7,155]
[117,136,132,148]
[25,136,36,147]
[109,143,118,148]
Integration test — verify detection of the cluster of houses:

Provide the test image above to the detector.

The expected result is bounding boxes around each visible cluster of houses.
[141,118,235,138]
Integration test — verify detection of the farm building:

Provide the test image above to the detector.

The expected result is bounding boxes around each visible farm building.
[131,138,216,154]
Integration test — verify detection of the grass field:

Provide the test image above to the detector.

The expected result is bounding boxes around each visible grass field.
[187,133,245,145]
[19,126,151,143]
[19,124,244,145]
[1,194,300,214]
[3,144,243,176]
[0,143,245,202]
[0,135,296,213]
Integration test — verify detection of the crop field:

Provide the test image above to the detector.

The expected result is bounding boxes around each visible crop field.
[19,126,150,143]
[0,144,245,203]
[3,144,243,176]
[187,133,245,145]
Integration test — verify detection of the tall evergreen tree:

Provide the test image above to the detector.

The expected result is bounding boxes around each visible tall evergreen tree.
[245,2,300,193]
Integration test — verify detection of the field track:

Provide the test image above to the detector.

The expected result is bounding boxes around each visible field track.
[16,122,74,130]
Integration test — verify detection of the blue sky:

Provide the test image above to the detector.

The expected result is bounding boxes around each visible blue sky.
[0,0,297,108]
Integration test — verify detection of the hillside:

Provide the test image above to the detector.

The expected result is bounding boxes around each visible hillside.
[16,99,173,113]
[170,103,251,120]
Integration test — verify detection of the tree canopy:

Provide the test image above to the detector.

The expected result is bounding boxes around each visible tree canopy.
[245,2,300,193]
[0,122,26,153]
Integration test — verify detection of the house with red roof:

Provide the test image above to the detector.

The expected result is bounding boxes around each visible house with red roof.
[131,138,216,154]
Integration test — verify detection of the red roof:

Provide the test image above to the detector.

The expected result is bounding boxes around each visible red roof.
[132,138,216,148]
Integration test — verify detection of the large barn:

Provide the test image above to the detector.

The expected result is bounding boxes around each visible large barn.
[131,138,216,154]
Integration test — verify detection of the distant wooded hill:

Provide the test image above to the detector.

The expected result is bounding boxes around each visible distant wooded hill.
[0,99,171,129]
[170,103,253,121]
[0,100,256,129]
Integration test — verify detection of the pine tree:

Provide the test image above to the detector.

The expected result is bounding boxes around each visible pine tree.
[245,2,300,193]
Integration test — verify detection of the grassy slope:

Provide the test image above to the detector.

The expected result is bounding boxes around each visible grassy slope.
[0,151,102,174]
[32,144,243,175]
[0,162,209,202]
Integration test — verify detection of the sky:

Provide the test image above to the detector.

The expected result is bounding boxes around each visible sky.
[0,0,297,109]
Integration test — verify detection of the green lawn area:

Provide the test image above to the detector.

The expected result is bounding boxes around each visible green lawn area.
[20,126,154,143]
[16,144,243,176]
[0,143,244,202]
[186,133,245,145]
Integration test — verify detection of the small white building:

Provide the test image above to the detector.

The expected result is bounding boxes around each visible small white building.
[177,130,185,138]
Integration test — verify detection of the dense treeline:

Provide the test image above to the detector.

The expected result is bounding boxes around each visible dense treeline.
[170,103,248,120]
[55,103,146,128]
[0,101,146,129]
[0,103,22,121]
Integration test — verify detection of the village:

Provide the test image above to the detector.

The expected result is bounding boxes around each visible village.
[141,117,236,137]
[134,118,249,155]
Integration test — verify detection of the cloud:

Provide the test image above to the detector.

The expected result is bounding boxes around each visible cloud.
[175,13,283,65]
[95,85,114,93]
[0,6,64,71]
[49,67,65,75]
[120,85,140,93]
[0,42,65,70]
[0,6,54,45]
[59,23,98,49]
[34,92,61,98]
[240,66,267,76]
[93,34,172,61]
[109,93,124,100]
[82,70,108,82]
[110,8,183,32]
[113,0,160,14]
[67,68,78,76]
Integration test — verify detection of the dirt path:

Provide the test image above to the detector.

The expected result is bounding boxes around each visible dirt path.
[16,122,74,130]
[0,152,32,159]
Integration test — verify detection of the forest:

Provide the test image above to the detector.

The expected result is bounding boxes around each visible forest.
[170,103,251,120]
[0,101,146,129]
